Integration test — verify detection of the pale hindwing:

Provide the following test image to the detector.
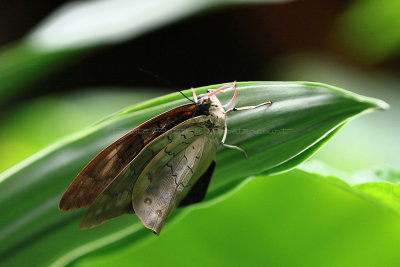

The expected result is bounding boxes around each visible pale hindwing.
[79,117,209,229]
[132,134,218,234]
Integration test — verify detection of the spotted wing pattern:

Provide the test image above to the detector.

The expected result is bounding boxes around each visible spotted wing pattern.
[132,134,218,234]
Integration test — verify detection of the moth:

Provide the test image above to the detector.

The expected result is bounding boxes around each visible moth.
[59,82,271,234]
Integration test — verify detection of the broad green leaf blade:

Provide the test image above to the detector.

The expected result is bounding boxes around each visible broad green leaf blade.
[28,0,291,50]
[209,82,387,196]
[0,82,386,266]
[0,0,290,105]
[0,89,159,173]
[299,160,400,215]
[76,167,400,267]
[27,0,209,50]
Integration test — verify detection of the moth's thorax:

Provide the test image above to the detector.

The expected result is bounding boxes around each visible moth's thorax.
[196,95,226,137]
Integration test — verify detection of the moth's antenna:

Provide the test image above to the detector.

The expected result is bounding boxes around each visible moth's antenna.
[208,81,237,107]
[177,89,195,103]
[138,67,194,103]
[138,67,173,86]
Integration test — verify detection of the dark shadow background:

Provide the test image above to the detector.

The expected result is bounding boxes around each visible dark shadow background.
[1,0,370,103]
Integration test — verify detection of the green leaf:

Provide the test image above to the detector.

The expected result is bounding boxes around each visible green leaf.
[0,89,164,172]
[299,160,400,216]
[0,81,386,266]
[272,53,400,171]
[75,168,400,267]
[0,0,290,105]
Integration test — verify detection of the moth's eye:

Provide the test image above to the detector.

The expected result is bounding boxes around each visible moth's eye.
[207,90,211,93]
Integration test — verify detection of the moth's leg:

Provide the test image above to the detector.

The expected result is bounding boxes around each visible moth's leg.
[221,119,248,159]
[225,100,272,115]
[222,143,248,159]
[222,98,271,159]
[221,119,228,144]
[191,88,198,102]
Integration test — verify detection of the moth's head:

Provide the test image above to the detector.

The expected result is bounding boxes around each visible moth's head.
[190,82,237,114]
[206,82,237,108]
[192,94,222,116]
[197,93,223,107]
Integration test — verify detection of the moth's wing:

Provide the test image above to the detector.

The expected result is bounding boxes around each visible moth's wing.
[178,160,216,207]
[78,167,135,229]
[79,116,209,229]
[132,134,218,234]
[59,103,196,211]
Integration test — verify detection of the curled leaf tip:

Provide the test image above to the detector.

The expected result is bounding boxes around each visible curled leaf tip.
[361,96,390,111]
[373,99,390,110]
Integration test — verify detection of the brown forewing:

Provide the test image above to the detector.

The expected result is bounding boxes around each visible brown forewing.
[59,103,196,211]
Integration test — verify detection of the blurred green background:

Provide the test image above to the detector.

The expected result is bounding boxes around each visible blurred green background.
[0,0,399,266]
